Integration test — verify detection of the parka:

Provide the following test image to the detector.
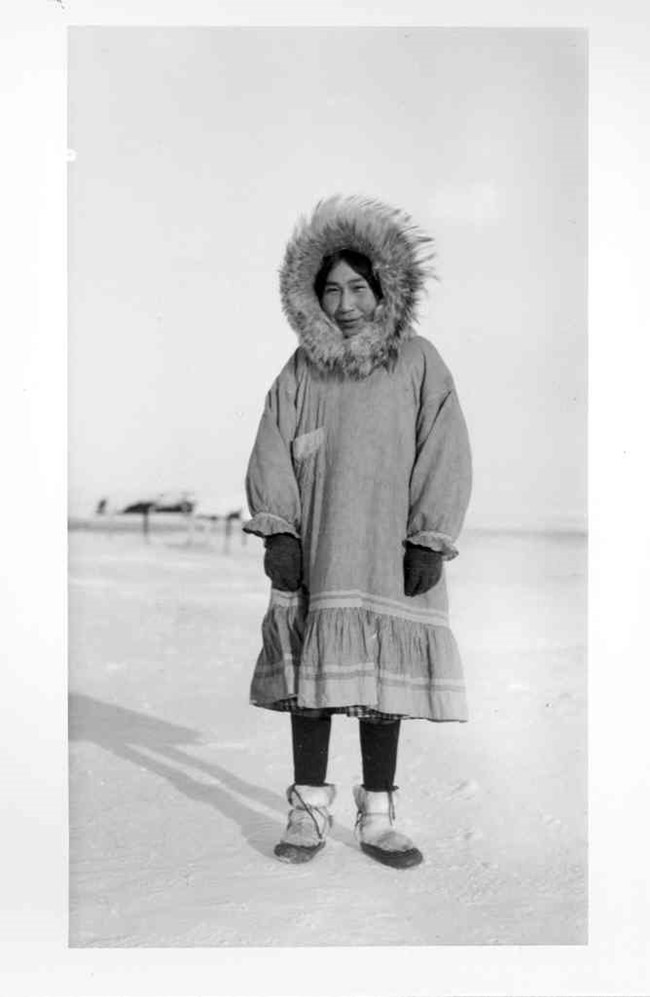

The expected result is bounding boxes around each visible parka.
[243,196,472,721]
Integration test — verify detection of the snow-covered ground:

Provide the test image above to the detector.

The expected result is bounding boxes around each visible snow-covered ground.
[68,526,586,947]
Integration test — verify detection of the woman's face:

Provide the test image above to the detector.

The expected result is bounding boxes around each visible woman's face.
[319,260,378,337]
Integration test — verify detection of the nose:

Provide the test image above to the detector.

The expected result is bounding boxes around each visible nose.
[339,287,354,313]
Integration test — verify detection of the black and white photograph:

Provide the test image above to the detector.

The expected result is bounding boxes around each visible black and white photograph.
[66,25,589,948]
[4,1,650,993]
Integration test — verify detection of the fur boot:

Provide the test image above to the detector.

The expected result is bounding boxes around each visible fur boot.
[353,785,423,869]
[274,783,336,864]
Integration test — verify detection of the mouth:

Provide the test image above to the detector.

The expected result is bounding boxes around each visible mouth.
[338,317,363,336]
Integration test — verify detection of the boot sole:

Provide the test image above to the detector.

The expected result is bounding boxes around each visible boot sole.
[360,842,423,869]
[274,840,326,864]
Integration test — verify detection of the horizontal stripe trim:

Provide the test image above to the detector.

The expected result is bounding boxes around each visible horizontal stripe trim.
[269,590,307,608]
[302,675,465,691]
[255,661,464,690]
[308,592,449,626]
[310,588,439,613]
[255,662,373,679]
[268,589,451,626]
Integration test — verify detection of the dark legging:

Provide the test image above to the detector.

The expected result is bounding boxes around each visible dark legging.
[291,713,400,791]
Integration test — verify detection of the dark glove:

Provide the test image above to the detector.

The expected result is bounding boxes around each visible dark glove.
[403,544,443,597]
[263,534,302,591]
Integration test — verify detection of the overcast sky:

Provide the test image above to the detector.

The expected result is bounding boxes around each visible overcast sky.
[68,27,586,529]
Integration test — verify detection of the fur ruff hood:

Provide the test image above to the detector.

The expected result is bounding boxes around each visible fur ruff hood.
[279,195,435,379]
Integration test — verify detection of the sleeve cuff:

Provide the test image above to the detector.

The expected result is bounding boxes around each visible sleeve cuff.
[242,512,300,540]
[406,530,459,560]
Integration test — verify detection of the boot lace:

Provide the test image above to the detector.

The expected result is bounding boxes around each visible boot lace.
[291,786,329,841]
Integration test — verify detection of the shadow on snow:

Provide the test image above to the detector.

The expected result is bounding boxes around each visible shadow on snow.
[68,692,357,858]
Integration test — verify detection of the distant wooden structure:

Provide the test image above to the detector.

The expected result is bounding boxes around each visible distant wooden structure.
[121,499,160,540]
[186,502,246,553]
[92,491,246,549]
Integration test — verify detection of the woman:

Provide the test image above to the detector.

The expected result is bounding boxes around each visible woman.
[243,195,472,869]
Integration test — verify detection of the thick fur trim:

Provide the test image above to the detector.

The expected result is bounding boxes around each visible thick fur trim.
[280,195,435,379]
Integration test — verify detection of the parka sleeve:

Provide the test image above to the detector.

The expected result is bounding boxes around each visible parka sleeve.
[242,361,301,541]
[406,351,472,560]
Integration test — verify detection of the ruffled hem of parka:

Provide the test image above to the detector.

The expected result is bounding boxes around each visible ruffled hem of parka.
[250,603,468,722]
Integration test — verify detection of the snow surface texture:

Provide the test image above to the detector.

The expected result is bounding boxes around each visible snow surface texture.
[68,527,587,947]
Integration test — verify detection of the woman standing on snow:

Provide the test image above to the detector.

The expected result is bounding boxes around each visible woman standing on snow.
[243,196,472,869]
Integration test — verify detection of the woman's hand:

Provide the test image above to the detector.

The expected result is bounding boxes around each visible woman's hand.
[264,534,302,591]
[403,544,443,597]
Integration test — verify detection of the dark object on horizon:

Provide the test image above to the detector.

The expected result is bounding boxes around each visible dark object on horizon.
[121,493,196,516]
[121,500,155,540]
[122,500,156,515]
[153,497,195,514]
[153,490,195,514]
[101,492,241,544]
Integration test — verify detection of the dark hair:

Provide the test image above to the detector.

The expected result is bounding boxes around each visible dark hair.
[314,249,383,304]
